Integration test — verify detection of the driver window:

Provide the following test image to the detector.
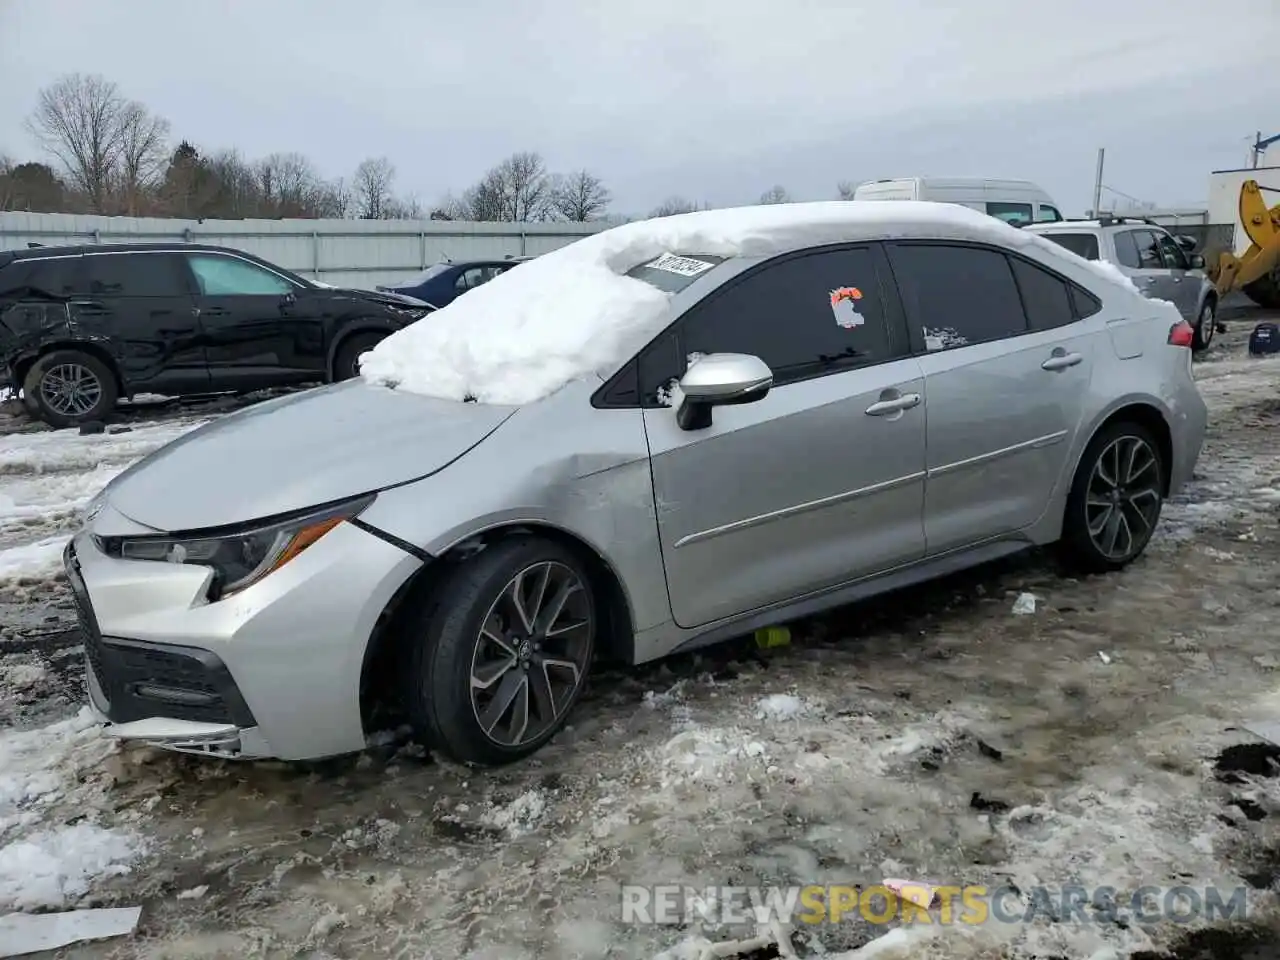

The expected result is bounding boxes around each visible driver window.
[185,254,293,296]
[638,247,896,405]
[1154,232,1190,270]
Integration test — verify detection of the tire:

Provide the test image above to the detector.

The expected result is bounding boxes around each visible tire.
[403,536,597,765]
[1059,420,1166,574]
[333,332,386,381]
[1192,298,1216,352]
[1243,267,1280,310]
[22,349,119,428]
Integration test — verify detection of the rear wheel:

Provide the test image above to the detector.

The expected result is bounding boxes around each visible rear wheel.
[22,350,118,428]
[403,537,597,765]
[1193,298,1216,351]
[1059,421,1166,573]
[333,332,386,381]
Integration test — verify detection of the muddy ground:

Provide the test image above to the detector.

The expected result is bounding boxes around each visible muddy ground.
[2,311,1280,959]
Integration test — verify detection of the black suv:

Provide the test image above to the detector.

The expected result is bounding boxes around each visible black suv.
[0,243,432,427]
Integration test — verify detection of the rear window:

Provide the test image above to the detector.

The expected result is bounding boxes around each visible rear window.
[626,253,727,294]
[0,256,82,297]
[1040,232,1100,261]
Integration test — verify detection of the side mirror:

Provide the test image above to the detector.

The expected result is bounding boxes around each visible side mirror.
[675,353,773,431]
[1188,253,1206,270]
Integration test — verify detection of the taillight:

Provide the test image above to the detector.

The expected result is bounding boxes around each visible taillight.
[1167,321,1194,347]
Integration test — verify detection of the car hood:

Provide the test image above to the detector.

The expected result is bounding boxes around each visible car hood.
[326,286,430,309]
[101,380,517,532]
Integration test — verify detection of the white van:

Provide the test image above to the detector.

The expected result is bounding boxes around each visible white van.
[851,177,1063,225]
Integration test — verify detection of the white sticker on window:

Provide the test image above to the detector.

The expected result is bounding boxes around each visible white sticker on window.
[644,253,716,277]
[829,286,865,329]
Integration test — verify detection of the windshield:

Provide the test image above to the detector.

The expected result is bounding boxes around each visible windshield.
[1040,232,1100,261]
[626,252,727,293]
[396,262,452,287]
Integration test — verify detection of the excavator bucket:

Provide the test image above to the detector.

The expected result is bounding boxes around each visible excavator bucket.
[1211,180,1280,309]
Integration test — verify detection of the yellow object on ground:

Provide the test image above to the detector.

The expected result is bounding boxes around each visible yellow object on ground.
[754,626,792,648]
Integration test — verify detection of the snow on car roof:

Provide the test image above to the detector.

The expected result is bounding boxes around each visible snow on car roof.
[358,200,1140,405]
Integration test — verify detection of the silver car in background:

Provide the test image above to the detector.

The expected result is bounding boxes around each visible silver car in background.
[67,204,1208,766]
[1025,215,1220,351]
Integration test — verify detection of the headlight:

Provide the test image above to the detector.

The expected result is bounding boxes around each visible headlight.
[106,495,374,601]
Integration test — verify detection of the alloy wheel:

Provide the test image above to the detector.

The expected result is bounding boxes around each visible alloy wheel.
[1085,435,1162,561]
[39,363,103,417]
[1198,303,1216,348]
[469,561,593,748]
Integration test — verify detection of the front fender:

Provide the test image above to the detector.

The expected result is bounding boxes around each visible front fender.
[355,388,672,634]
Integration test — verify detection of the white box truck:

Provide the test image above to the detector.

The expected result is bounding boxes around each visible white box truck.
[852,177,1064,225]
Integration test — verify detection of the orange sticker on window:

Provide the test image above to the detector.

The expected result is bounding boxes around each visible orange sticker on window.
[829,286,865,328]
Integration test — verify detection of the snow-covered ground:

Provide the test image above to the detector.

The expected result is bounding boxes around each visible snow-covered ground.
[1,324,1278,958]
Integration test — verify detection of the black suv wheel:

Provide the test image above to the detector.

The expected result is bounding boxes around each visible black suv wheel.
[22,350,119,428]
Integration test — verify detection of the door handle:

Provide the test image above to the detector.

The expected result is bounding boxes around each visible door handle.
[1042,352,1083,371]
[865,393,921,416]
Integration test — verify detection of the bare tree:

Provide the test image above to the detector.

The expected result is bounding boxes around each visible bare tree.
[25,73,129,212]
[256,152,326,217]
[462,167,510,221]
[429,192,472,220]
[353,156,396,219]
[383,194,423,219]
[550,169,611,221]
[459,152,554,222]
[115,100,170,214]
[837,181,858,200]
[649,196,705,218]
[758,185,790,205]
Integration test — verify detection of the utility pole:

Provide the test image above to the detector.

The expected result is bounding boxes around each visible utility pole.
[1092,148,1105,218]
[1253,131,1262,169]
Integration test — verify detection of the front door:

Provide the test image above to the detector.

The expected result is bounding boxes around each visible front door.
[182,252,325,390]
[79,251,210,395]
[885,241,1094,554]
[1111,228,1182,311]
[640,244,927,629]
[1152,230,1200,320]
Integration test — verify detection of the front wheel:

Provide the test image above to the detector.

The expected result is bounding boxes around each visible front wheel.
[1059,422,1166,573]
[404,537,597,765]
[333,332,386,381]
[22,349,119,428]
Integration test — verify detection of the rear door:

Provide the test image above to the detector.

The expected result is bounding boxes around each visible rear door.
[183,252,324,391]
[641,244,927,628]
[80,252,210,395]
[884,241,1095,554]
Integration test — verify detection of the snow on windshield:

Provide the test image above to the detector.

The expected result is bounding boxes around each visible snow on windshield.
[358,201,1152,405]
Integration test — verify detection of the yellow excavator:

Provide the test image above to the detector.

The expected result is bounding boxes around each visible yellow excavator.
[1208,178,1280,309]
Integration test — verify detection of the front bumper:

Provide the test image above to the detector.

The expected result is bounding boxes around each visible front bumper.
[67,515,423,760]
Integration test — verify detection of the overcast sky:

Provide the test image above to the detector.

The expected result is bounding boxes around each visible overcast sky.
[1,0,1276,217]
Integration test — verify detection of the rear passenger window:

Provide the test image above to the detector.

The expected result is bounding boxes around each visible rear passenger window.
[0,257,82,296]
[1010,257,1075,331]
[887,243,1028,351]
[86,253,188,297]
[987,202,1034,225]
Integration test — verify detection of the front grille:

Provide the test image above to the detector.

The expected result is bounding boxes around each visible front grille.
[65,540,256,727]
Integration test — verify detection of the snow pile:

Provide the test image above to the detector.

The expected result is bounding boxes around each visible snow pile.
[360,201,1144,405]
[0,708,143,911]
[479,789,547,838]
[0,823,140,910]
